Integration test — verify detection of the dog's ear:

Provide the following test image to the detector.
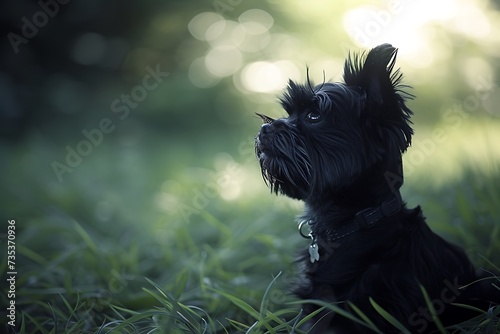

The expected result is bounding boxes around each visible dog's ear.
[343,44,413,154]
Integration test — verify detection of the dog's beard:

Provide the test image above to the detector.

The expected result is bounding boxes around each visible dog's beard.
[255,119,312,199]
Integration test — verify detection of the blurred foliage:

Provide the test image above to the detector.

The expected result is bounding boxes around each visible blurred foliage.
[1,0,500,332]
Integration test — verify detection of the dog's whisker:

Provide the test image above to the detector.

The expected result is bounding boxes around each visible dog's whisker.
[255,112,275,124]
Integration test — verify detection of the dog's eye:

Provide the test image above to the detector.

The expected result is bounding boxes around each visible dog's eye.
[306,112,321,123]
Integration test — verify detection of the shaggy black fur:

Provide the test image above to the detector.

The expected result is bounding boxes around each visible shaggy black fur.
[255,44,499,333]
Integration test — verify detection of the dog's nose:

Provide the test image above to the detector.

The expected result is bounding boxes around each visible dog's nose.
[260,123,273,134]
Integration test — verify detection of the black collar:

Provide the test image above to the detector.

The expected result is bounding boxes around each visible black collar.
[299,191,403,263]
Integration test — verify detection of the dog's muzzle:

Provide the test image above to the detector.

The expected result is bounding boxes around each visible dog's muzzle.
[256,123,274,157]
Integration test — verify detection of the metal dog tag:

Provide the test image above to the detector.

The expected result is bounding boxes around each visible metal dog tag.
[309,242,320,263]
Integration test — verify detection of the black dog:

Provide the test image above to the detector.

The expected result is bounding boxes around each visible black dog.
[255,44,499,333]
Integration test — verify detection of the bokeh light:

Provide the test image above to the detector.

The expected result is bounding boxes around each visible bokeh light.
[240,60,300,93]
[187,9,278,91]
[238,9,274,33]
[205,46,243,77]
[188,12,224,41]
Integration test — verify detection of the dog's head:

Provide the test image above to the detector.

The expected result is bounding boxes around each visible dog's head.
[255,44,413,202]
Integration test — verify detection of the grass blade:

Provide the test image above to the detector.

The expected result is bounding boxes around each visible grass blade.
[419,285,446,334]
[369,297,411,334]
[259,272,282,319]
[212,288,260,320]
[348,301,381,332]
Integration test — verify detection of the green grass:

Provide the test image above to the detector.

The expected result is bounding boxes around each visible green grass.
[2,138,500,333]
